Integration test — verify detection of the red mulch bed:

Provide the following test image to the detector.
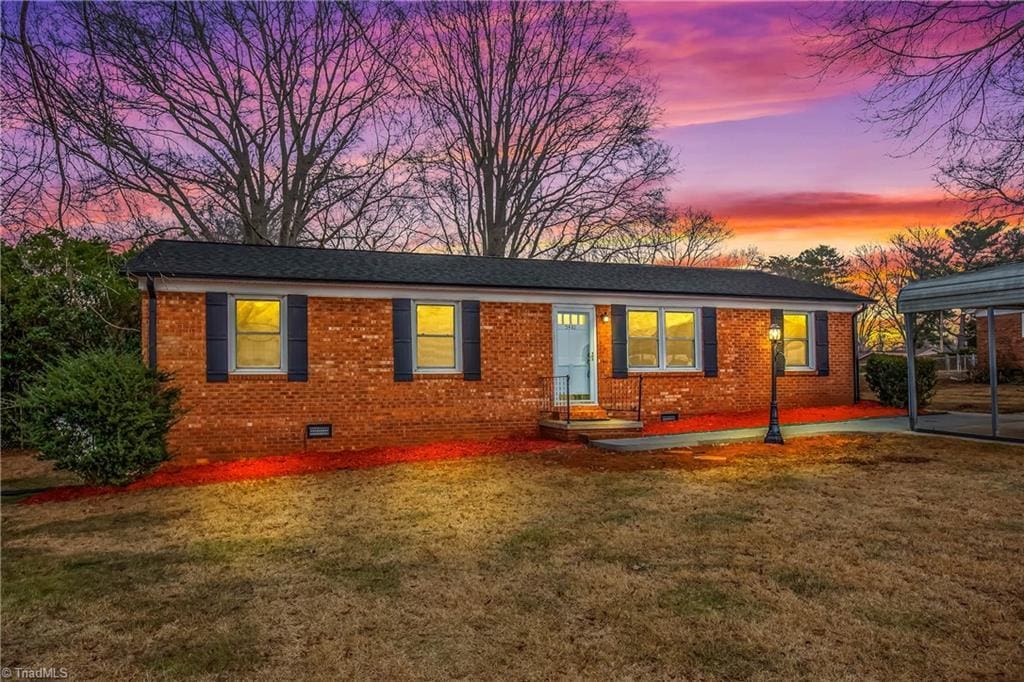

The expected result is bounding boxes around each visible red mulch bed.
[642,401,905,436]
[22,403,905,505]
[21,438,569,505]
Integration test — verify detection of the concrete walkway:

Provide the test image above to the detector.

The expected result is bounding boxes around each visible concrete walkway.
[590,416,912,452]
[591,412,1024,451]
[915,412,1024,440]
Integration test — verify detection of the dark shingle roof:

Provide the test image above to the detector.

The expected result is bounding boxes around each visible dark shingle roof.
[126,240,870,303]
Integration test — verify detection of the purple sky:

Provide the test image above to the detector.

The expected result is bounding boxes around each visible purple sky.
[624,1,966,254]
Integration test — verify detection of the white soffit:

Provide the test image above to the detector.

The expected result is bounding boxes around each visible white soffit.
[144,277,866,313]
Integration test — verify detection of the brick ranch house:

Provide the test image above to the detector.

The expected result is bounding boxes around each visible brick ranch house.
[126,240,871,463]
[976,310,1024,371]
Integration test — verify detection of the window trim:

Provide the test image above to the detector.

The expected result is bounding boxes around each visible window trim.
[782,310,815,371]
[626,307,702,373]
[228,294,287,374]
[412,300,462,374]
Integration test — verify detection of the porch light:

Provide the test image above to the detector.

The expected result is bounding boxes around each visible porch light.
[764,322,784,445]
[601,313,610,323]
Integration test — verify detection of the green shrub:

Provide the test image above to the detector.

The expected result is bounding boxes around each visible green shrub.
[1,231,140,446]
[864,354,937,408]
[19,350,181,485]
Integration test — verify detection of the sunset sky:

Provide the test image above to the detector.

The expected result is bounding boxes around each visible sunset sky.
[624,1,967,255]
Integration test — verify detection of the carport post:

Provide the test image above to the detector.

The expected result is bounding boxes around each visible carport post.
[987,307,999,436]
[904,313,918,431]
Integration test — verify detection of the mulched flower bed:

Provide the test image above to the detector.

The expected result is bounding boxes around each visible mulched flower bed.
[642,401,905,436]
[21,438,569,505]
[23,402,906,505]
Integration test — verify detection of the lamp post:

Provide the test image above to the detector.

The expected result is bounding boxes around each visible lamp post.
[765,323,784,445]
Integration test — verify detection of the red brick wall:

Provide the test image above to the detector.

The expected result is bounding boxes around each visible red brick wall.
[593,306,854,419]
[149,293,551,462]
[977,313,1024,370]
[146,293,855,462]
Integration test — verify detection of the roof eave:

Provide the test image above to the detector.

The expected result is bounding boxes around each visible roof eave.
[129,269,871,305]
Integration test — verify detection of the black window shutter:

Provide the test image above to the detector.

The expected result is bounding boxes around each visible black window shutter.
[287,295,308,382]
[770,308,785,376]
[701,307,718,377]
[611,305,628,378]
[815,310,830,376]
[462,300,481,381]
[392,298,413,382]
[205,292,229,382]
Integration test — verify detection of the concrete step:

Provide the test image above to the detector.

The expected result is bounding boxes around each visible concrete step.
[539,418,643,442]
[547,405,608,421]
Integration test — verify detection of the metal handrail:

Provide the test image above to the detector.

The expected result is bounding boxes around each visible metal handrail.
[566,374,571,424]
[600,375,644,422]
[540,374,572,424]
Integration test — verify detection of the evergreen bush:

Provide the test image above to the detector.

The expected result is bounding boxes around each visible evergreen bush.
[20,350,181,485]
[864,354,937,408]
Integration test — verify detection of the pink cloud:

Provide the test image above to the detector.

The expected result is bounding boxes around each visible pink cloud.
[624,2,873,127]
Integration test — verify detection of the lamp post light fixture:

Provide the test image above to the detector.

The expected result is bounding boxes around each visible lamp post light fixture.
[764,323,784,445]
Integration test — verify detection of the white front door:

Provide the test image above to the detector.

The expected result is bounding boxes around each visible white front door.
[553,306,597,404]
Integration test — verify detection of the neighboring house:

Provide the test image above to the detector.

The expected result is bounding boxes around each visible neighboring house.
[126,240,870,463]
[976,310,1024,371]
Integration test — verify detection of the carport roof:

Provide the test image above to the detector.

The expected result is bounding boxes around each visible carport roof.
[897,262,1024,313]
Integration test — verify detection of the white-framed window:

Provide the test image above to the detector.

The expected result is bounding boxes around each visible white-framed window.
[782,311,814,370]
[229,295,286,372]
[626,308,700,371]
[413,301,461,373]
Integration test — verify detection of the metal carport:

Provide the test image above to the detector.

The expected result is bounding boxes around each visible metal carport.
[897,262,1024,442]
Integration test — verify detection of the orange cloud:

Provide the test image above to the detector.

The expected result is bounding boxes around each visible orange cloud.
[684,190,969,254]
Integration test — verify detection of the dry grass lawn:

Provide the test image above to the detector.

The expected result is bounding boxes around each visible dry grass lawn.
[2,434,1023,680]
[859,378,1024,413]
[929,381,1024,413]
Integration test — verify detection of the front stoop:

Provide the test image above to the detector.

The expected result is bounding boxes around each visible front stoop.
[539,418,644,442]
[545,404,609,421]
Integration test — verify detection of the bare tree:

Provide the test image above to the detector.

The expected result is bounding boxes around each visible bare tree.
[852,226,964,352]
[2,1,417,246]
[579,206,671,265]
[592,207,731,266]
[850,243,910,350]
[402,0,673,259]
[0,128,62,240]
[807,2,1024,220]
[657,208,733,266]
[890,226,950,280]
[716,245,763,270]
